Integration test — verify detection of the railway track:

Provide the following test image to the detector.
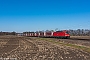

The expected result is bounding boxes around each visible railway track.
[54,38,90,47]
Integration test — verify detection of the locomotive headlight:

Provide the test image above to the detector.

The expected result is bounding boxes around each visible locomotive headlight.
[65,35,69,36]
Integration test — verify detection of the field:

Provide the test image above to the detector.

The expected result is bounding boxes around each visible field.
[0,35,90,60]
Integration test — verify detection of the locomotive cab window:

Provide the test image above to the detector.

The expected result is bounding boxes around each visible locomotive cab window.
[66,31,69,34]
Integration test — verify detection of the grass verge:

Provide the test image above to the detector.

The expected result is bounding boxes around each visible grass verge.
[38,38,90,53]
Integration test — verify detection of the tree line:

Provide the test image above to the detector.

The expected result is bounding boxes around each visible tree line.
[0,31,16,35]
[68,29,90,36]
[0,29,90,36]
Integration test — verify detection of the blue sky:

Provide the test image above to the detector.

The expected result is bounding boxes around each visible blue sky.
[0,0,90,32]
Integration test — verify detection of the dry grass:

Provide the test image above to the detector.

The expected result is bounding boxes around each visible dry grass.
[70,36,90,39]
[38,38,90,53]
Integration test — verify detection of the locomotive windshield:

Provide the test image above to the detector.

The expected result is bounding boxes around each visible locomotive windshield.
[56,31,62,32]
[66,31,69,34]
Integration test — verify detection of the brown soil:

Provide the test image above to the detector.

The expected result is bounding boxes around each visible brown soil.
[0,36,90,60]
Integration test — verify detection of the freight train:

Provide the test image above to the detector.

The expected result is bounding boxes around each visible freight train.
[22,30,70,39]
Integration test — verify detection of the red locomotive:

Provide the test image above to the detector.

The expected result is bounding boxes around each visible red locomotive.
[23,30,70,39]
